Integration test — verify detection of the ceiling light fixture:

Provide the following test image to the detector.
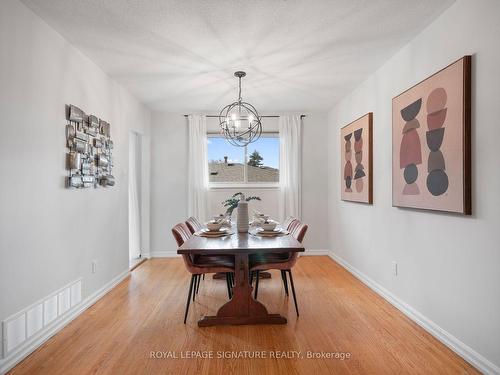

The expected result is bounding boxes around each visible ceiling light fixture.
[219,71,262,147]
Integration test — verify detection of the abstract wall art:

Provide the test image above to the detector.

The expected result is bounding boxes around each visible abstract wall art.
[66,105,115,189]
[392,56,471,214]
[341,113,373,204]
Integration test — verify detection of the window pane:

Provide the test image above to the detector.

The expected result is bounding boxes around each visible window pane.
[247,137,280,183]
[207,136,245,183]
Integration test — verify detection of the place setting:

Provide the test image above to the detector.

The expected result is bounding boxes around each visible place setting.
[194,215,234,238]
[250,211,289,237]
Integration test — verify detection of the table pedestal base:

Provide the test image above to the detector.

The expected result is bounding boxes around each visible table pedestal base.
[199,253,285,327]
[213,271,271,280]
[198,314,286,327]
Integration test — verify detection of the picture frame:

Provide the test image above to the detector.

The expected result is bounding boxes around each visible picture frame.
[392,56,471,214]
[341,113,373,204]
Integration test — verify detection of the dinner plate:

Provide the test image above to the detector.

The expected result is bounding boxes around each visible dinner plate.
[250,228,289,237]
[201,227,229,234]
[195,228,234,237]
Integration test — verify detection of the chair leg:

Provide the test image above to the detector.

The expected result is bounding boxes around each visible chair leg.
[226,273,232,299]
[202,274,205,280]
[192,275,197,302]
[281,270,289,296]
[287,270,299,316]
[250,271,254,285]
[184,275,195,324]
[254,270,260,299]
[196,273,201,294]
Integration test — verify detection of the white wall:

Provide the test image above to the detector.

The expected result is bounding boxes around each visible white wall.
[0,0,151,358]
[149,112,188,256]
[327,0,500,371]
[301,113,329,251]
[150,112,329,255]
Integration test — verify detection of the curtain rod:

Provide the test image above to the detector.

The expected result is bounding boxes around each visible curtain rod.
[183,114,306,118]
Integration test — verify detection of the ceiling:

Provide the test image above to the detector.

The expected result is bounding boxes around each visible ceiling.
[22,0,454,113]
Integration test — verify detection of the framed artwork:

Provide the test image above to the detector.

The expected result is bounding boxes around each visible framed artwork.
[392,56,471,214]
[341,113,373,204]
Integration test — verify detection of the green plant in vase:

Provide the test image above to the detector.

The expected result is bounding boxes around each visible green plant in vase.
[222,192,261,217]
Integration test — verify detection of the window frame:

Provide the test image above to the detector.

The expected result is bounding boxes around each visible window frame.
[207,132,280,189]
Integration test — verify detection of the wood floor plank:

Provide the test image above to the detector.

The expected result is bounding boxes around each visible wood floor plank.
[9,257,478,375]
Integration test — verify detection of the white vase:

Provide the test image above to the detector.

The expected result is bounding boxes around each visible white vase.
[237,198,249,233]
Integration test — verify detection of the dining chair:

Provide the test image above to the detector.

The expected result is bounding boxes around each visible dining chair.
[172,223,235,323]
[286,218,300,234]
[185,217,205,282]
[250,221,308,316]
[185,216,203,234]
[185,216,234,285]
[282,216,296,231]
[249,218,298,286]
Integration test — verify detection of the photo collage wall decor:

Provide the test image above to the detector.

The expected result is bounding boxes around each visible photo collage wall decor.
[65,105,115,189]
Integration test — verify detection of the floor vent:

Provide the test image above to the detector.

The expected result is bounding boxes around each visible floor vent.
[2,278,82,358]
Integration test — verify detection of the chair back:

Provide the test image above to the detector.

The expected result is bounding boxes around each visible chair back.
[172,223,197,271]
[172,223,192,247]
[287,219,300,234]
[185,217,203,234]
[286,221,308,269]
[282,216,295,230]
[291,221,308,243]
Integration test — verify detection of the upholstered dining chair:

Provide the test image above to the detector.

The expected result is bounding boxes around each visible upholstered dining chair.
[185,216,203,234]
[185,217,205,281]
[286,218,301,234]
[282,216,296,231]
[250,221,308,316]
[185,216,235,286]
[172,223,235,323]
[249,217,298,288]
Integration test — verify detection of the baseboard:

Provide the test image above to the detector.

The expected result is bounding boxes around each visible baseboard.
[302,249,329,256]
[328,251,500,375]
[149,251,179,258]
[0,270,130,375]
[149,249,330,258]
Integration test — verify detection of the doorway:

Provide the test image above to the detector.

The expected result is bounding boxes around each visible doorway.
[129,131,142,267]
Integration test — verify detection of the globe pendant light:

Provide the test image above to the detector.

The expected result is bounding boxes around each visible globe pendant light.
[218,71,262,147]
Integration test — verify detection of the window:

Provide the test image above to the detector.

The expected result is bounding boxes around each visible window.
[207,134,279,186]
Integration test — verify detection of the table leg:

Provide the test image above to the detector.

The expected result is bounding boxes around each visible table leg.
[198,253,287,327]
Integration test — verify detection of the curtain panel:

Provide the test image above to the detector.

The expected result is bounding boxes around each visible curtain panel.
[187,114,209,222]
[279,114,302,222]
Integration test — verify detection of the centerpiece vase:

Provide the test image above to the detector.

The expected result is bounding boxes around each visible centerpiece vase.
[236,195,249,233]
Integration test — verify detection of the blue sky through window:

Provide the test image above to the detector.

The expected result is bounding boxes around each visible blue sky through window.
[208,136,279,168]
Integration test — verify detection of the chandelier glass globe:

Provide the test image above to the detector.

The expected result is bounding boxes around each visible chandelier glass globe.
[218,71,262,147]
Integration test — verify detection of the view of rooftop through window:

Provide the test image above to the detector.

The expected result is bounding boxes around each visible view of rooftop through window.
[208,135,279,184]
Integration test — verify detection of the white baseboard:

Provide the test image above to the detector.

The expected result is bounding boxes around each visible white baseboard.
[328,251,500,375]
[302,249,329,256]
[149,251,179,258]
[0,270,130,375]
[149,249,330,258]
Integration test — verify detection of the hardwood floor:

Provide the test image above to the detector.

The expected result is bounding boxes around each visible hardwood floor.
[10,257,478,375]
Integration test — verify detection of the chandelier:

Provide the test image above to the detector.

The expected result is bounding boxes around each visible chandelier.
[219,71,262,147]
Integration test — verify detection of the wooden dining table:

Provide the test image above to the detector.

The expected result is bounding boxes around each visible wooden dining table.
[177,229,305,327]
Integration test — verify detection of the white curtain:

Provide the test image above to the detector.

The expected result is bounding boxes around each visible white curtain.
[187,114,209,222]
[279,115,302,222]
[129,132,141,259]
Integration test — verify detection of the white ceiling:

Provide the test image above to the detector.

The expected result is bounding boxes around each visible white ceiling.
[22,0,453,113]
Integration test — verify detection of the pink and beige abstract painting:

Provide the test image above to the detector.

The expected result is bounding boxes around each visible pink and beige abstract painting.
[341,113,373,204]
[392,56,471,214]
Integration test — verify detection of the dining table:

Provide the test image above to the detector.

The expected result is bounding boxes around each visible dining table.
[177,228,305,327]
